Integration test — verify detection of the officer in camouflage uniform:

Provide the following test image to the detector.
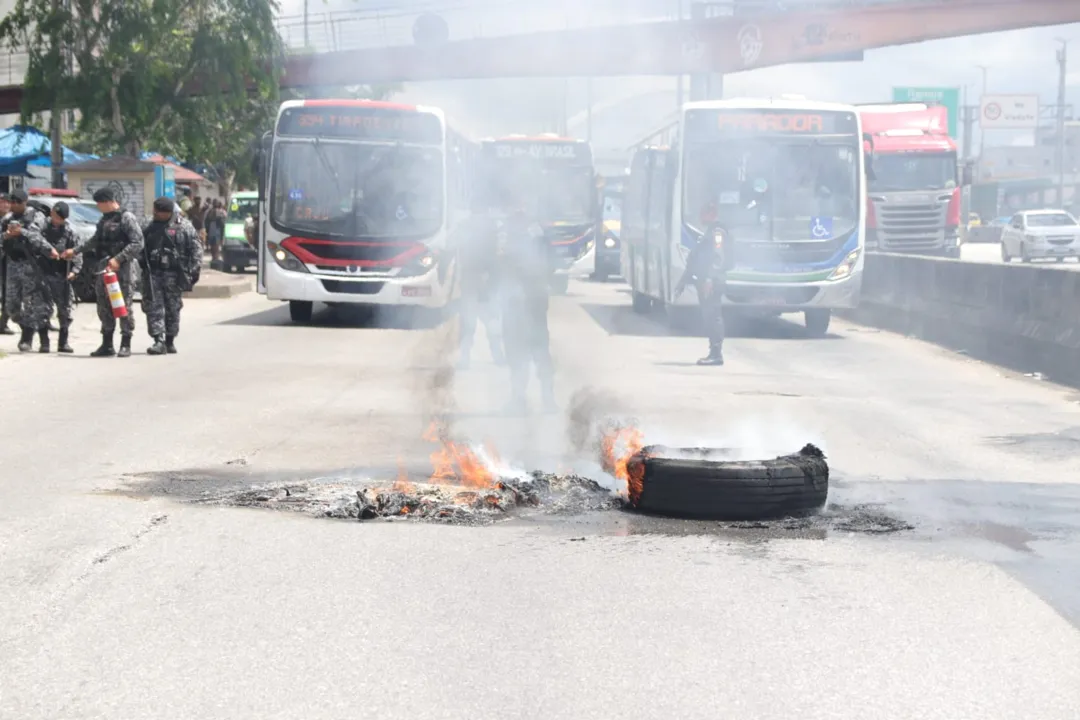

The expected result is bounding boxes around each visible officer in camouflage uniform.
[40,202,83,354]
[62,187,144,357]
[140,197,201,355]
[0,192,16,335]
[2,189,59,352]
[494,187,557,414]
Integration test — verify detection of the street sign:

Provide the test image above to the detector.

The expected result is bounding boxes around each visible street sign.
[979,94,1039,129]
[891,86,960,139]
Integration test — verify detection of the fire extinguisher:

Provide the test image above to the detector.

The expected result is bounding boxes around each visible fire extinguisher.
[102,267,128,319]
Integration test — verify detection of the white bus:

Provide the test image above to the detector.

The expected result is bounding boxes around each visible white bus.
[255,99,475,323]
[622,98,868,337]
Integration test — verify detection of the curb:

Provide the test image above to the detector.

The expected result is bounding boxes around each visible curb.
[184,280,252,299]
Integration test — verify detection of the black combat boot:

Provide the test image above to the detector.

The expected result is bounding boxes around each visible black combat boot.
[37,328,50,354]
[165,336,177,354]
[147,335,167,355]
[57,328,73,354]
[17,326,33,352]
[117,334,132,358]
[90,332,116,357]
[697,343,724,366]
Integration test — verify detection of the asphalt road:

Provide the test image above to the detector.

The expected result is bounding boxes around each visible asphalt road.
[3,280,1080,719]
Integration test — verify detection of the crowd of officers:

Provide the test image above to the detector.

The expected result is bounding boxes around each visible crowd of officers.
[0,188,201,357]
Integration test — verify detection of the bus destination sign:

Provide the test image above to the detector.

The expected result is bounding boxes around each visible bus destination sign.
[277,106,443,143]
[687,109,858,137]
[486,141,586,162]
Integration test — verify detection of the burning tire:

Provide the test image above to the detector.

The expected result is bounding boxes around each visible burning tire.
[624,444,828,520]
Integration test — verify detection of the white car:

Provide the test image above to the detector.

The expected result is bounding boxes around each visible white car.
[1000,209,1080,263]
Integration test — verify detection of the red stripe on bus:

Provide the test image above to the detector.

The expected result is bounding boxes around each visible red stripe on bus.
[281,236,427,267]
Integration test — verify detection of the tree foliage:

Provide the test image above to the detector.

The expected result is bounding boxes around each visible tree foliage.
[0,0,285,158]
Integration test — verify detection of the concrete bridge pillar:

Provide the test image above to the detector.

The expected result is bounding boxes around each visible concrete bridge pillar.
[688,1,726,102]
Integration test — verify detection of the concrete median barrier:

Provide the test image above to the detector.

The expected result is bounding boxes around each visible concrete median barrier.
[840,253,1080,388]
[183,270,253,299]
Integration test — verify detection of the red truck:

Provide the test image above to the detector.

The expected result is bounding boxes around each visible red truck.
[857,103,972,258]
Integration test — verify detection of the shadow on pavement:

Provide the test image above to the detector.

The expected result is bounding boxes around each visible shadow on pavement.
[578,302,844,340]
[218,303,448,330]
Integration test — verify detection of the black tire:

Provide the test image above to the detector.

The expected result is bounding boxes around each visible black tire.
[804,309,831,338]
[289,300,313,323]
[627,444,829,520]
[1021,243,1031,263]
[631,290,652,314]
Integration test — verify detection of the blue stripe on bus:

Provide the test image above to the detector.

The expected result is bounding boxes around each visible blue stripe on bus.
[680,223,859,271]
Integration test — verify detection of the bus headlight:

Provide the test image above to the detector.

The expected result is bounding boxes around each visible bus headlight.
[828,249,861,281]
[267,241,308,273]
[398,250,439,278]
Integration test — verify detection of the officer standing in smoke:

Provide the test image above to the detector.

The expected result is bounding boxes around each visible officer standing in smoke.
[2,189,59,352]
[40,202,83,353]
[0,192,14,335]
[140,197,202,355]
[456,184,504,369]
[494,186,557,414]
[674,201,730,366]
[61,187,144,357]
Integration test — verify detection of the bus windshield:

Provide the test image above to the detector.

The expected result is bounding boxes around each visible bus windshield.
[488,160,594,226]
[869,152,957,192]
[270,141,443,239]
[682,139,859,242]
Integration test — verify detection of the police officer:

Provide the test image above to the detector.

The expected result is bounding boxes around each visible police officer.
[61,187,144,357]
[39,202,83,353]
[494,188,557,414]
[674,202,730,366]
[456,187,504,369]
[140,197,201,355]
[0,192,14,335]
[1,189,59,352]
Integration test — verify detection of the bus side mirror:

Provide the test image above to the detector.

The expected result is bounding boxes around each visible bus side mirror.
[256,131,272,202]
[862,132,876,182]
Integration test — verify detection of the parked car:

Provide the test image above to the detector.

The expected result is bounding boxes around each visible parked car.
[26,188,143,302]
[1000,209,1080,263]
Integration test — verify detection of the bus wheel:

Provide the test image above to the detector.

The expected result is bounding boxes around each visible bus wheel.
[804,309,831,338]
[631,291,652,314]
[289,301,314,324]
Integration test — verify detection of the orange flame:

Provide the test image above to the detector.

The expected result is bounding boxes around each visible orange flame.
[393,456,415,494]
[422,421,498,489]
[601,425,645,486]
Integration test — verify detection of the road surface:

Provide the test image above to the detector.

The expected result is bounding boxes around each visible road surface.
[2,280,1080,719]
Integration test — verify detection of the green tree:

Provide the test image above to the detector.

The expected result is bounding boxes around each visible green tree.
[0,0,285,158]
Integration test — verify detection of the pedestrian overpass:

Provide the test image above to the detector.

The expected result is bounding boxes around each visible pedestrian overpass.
[0,0,1076,113]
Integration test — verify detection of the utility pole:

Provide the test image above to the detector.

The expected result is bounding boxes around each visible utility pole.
[976,64,989,173]
[675,0,684,111]
[961,87,976,164]
[48,0,66,188]
[1056,39,1068,208]
[303,0,309,48]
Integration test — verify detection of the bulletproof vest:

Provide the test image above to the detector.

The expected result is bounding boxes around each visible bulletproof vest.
[496,212,549,303]
[41,222,75,275]
[1,206,40,261]
[145,220,182,271]
[99,210,134,259]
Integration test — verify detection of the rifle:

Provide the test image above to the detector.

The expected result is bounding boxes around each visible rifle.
[141,240,156,306]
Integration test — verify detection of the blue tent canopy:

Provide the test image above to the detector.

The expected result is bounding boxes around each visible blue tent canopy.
[0,125,97,175]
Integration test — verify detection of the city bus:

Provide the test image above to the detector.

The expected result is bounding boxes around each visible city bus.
[622,98,867,337]
[255,99,474,323]
[477,134,597,295]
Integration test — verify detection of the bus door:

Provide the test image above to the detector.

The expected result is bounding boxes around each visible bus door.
[255,132,271,294]
[624,150,650,293]
[646,150,670,301]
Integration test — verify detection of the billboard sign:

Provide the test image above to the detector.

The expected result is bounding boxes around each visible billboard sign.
[979,95,1039,129]
[891,86,959,139]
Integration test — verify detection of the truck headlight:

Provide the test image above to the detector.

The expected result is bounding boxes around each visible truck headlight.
[828,249,860,281]
[604,237,616,249]
[1025,234,1039,243]
[267,241,308,273]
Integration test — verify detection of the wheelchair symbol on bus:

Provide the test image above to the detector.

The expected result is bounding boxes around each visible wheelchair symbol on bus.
[810,216,833,239]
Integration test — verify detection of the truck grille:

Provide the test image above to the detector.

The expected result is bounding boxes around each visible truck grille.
[871,197,949,252]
